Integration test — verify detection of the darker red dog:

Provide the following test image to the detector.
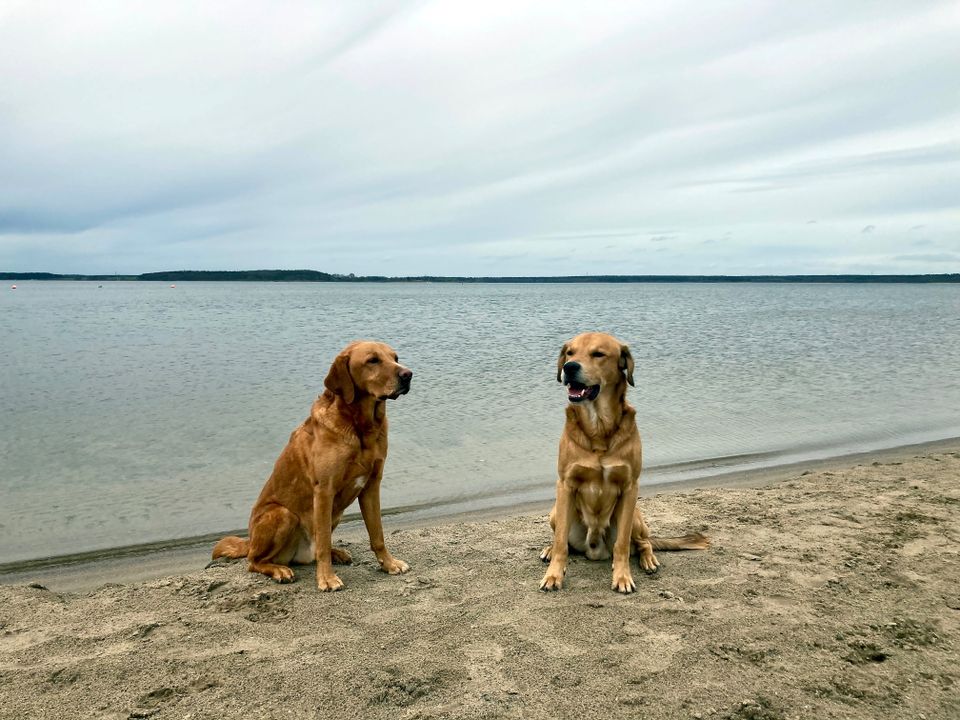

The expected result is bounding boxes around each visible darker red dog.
[213,341,412,591]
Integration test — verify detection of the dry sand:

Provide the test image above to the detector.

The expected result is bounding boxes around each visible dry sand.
[1,446,958,720]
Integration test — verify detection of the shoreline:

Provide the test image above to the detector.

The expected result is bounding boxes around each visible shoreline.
[3,435,957,592]
[2,443,957,719]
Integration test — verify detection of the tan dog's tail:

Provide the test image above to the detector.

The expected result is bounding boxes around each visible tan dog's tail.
[212,536,249,559]
[650,532,710,551]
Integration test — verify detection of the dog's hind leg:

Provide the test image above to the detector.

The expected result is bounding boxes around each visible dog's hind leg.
[211,535,249,560]
[247,504,300,583]
[630,505,661,574]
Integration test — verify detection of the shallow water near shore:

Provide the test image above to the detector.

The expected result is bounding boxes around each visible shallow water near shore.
[2,281,959,563]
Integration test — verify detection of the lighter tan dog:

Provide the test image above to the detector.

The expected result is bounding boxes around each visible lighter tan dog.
[213,341,412,591]
[540,332,708,593]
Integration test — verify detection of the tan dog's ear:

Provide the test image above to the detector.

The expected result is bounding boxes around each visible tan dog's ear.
[556,344,568,383]
[324,353,355,403]
[619,344,635,387]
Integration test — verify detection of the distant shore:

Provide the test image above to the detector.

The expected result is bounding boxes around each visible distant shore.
[4,270,960,283]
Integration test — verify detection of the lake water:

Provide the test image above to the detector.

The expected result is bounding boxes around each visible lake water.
[2,281,959,563]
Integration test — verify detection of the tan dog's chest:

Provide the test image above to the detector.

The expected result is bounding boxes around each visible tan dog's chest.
[573,458,636,529]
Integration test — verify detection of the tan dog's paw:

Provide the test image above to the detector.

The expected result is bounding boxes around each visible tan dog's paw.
[638,549,661,574]
[539,564,566,591]
[380,557,410,575]
[611,569,636,594]
[539,546,552,562]
[317,573,344,592]
[331,547,353,565]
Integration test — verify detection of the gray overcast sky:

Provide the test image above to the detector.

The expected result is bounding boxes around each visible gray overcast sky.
[1,1,958,276]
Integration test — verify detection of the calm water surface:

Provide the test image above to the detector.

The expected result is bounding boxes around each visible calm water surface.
[2,281,959,562]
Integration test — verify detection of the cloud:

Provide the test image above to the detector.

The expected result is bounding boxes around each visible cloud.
[892,252,960,264]
[0,0,958,275]
[861,225,877,233]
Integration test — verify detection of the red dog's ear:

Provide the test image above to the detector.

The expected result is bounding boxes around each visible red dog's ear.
[556,344,568,383]
[619,344,635,387]
[324,353,355,404]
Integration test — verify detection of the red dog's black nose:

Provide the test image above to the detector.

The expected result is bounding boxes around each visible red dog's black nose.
[562,361,581,378]
[399,369,413,381]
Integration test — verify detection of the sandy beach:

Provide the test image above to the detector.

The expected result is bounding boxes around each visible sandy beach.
[1,442,958,720]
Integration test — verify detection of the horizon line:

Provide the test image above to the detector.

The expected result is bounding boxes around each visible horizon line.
[3,269,960,283]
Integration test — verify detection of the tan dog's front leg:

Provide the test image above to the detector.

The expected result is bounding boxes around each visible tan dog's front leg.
[540,481,575,591]
[611,484,638,593]
[313,488,344,591]
[539,505,557,562]
[358,476,409,575]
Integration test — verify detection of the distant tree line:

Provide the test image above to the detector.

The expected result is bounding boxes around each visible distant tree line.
[2,270,958,283]
[139,269,339,282]
[1,272,138,281]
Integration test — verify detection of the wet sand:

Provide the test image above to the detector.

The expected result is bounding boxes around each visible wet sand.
[1,442,958,719]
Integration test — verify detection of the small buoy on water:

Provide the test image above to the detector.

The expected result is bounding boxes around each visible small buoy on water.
[10,285,16,290]
[170,284,176,289]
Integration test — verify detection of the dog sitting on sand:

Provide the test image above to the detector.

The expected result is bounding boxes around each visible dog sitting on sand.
[213,340,412,591]
[540,332,709,593]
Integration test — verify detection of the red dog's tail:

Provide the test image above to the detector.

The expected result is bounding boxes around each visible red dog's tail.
[212,536,249,559]
[650,532,710,551]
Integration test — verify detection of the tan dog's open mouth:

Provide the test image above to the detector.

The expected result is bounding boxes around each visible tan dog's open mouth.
[566,381,599,403]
